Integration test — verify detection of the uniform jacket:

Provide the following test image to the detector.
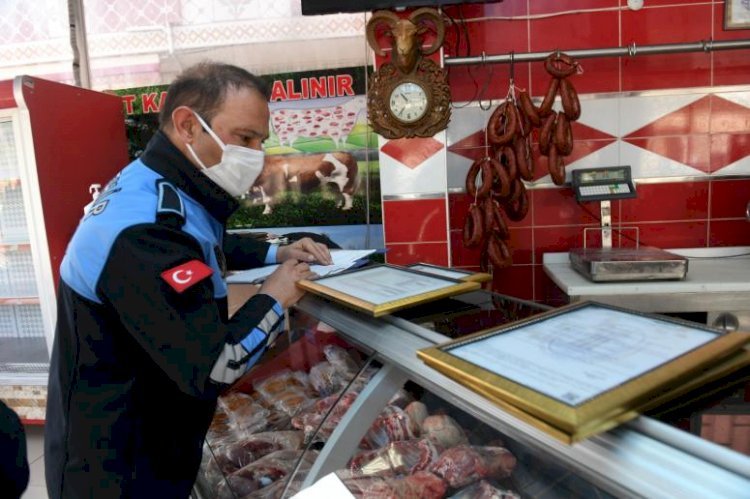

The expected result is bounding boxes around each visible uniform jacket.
[45,131,282,498]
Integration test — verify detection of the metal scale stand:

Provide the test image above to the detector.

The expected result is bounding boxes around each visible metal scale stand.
[568,166,688,282]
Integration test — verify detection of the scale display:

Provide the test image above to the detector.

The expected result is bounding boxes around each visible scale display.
[571,166,636,202]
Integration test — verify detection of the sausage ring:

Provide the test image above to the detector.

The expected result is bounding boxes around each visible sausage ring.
[559,77,581,121]
[462,204,484,247]
[544,53,579,78]
[539,78,560,118]
[518,90,541,127]
[487,102,518,146]
[554,112,574,156]
[505,182,529,222]
[514,136,534,181]
[487,233,513,269]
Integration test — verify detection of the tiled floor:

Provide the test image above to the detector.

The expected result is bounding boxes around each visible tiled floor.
[22,424,48,499]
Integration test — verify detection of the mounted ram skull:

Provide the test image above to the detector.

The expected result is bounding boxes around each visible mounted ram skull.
[366,8,446,75]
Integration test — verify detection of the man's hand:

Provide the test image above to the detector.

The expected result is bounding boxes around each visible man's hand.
[258,259,316,308]
[276,237,333,265]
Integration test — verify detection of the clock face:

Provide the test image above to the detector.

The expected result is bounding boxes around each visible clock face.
[388,82,428,123]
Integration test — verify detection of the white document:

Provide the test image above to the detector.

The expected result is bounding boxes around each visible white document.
[226,249,377,284]
[292,472,355,498]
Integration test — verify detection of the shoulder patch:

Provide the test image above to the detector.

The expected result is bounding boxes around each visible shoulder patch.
[161,259,213,293]
[156,180,185,228]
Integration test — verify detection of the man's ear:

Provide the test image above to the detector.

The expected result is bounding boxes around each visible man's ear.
[171,106,199,143]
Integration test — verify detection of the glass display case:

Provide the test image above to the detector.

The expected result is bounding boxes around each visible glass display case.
[0,76,128,397]
[195,289,750,498]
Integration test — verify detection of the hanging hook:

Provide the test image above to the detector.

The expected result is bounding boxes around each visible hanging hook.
[477,50,493,110]
[509,51,515,82]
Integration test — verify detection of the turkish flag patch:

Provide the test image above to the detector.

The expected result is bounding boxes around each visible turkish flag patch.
[161,259,213,293]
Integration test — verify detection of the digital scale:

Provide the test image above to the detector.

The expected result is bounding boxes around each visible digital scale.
[568,166,688,282]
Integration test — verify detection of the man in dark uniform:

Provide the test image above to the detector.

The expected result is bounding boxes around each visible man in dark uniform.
[0,400,29,498]
[44,62,331,498]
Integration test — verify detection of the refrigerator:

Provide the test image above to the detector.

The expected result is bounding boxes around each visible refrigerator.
[0,76,128,420]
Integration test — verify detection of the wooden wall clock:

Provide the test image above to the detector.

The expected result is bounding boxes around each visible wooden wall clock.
[366,9,451,139]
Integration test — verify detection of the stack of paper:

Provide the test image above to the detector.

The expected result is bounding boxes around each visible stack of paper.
[226,249,377,284]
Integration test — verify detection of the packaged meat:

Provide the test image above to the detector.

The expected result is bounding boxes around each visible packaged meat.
[270,388,314,417]
[429,445,517,489]
[349,438,442,477]
[422,415,469,449]
[448,480,521,499]
[291,391,359,442]
[323,344,360,378]
[308,361,346,397]
[361,405,419,450]
[475,446,516,479]
[213,431,305,472]
[336,470,390,497]
[254,370,311,403]
[217,449,318,498]
[404,401,429,430]
[218,394,272,435]
[360,471,447,499]
[429,445,488,489]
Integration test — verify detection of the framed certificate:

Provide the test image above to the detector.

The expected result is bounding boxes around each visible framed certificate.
[405,263,491,283]
[418,301,750,443]
[297,264,479,317]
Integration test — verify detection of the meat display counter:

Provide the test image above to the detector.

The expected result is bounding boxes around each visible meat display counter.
[194,289,750,498]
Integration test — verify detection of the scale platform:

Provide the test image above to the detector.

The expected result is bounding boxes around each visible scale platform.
[569,247,689,282]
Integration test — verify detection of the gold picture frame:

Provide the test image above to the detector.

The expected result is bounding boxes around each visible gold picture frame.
[417,301,750,443]
[297,264,479,317]
[724,0,750,30]
[405,263,491,283]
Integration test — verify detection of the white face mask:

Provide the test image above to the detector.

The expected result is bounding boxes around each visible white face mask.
[185,111,264,197]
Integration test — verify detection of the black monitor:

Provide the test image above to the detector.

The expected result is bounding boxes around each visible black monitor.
[302,0,503,15]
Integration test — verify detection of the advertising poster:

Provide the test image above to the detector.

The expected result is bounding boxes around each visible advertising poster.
[112,66,382,250]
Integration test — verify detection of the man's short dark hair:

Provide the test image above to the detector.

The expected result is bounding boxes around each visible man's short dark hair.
[159,62,271,130]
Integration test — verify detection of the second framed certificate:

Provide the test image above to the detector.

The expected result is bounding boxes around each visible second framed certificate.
[297,264,479,317]
[418,301,750,443]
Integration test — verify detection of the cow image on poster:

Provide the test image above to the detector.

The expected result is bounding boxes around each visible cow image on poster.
[249,152,359,215]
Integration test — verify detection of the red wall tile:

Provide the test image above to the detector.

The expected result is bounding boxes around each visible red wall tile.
[710,220,750,247]
[710,134,750,173]
[450,229,482,267]
[712,4,750,86]
[621,5,712,90]
[449,193,472,231]
[533,187,602,226]
[491,265,534,301]
[386,242,449,266]
[625,136,711,174]
[711,179,750,219]
[534,225,593,254]
[634,221,709,249]
[529,10,620,95]
[383,198,447,244]
[621,182,709,222]
[508,227,533,265]
[710,95,750,134]
[529,0,618,14]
